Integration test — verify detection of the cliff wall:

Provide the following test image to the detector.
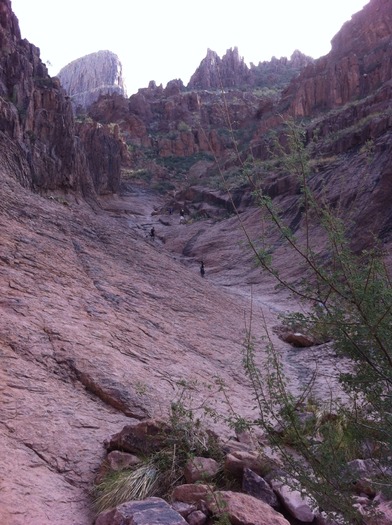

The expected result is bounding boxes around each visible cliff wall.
[0,4,125,196]
[57,50,126,111]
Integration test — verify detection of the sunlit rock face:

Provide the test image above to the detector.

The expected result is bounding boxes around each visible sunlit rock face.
[57,50,127,110]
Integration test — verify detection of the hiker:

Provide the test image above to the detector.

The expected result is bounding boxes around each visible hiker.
[200,261,205,277]
[150,227,155,240]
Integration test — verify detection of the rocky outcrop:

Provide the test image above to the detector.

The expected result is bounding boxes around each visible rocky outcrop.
[89,84,260,162]
[188,47,252,90]
[57,50,126,111]
[75,120,130,194]
[283,0,392,116]
[249,50,314,89]
[0,0,90,193]
[0,1,127,197]
[187,47,312,90]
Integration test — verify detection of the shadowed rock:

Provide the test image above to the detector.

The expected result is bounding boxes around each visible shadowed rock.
[95,497,187,525]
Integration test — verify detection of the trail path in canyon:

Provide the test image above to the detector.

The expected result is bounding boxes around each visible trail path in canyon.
[0,178,343,525]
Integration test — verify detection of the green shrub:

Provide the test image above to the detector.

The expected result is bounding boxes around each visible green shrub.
[234,119,392,524]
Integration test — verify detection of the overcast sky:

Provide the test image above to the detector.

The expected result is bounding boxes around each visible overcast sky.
[11,0,368,96]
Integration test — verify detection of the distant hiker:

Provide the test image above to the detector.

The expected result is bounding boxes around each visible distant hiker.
[168,207,173,215]
[200,261,205,277]
[180,208,185,218]
[150,227,155,240]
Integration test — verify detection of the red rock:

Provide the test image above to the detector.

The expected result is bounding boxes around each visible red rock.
[186,510,208,525]
[183,457,220,483]
[205,490,290,525]
[171,484,213,505]
[106,419,171,454]
[106,450,141,471]
[224,451,267,479]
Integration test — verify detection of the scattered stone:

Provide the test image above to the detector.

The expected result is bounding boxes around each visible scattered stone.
[314,511,346,525]
[205,490,290,525]
[346,458,389,479]
[186,510,208,525]
[224,450,268,479]
[95,497,187,525]
[184,457,220,483]
[242,468,279,508]
[171,484,213,505]
[365,500,392,525]
[171,501,197,518]
[269,479,316,523]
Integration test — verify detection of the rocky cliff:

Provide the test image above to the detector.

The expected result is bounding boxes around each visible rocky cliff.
[188,47,313,90]
[0,6,126,197]
[1,0,392,523]
[86,0,392,253]
[57,50,126,111]
[283,0,392,116]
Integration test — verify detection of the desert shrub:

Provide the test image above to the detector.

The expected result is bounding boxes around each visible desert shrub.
[232,119,392,524]
[93,461,161,514]
[151,180,175,194]
[93,381,224,514]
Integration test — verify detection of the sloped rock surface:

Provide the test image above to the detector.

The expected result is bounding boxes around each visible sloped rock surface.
[0,169,293,524]
[57,50,126,110]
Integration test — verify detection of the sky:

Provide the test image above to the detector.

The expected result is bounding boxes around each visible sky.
[11,0,368,96]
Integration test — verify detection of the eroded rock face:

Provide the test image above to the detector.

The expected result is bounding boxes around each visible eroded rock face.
[284,0,392,116]
[0,0,88,192]
[188,47,252,90]
[75,120,130,195]
[188,47,313,90]
[0,0,127,198]
[57,50,126,110]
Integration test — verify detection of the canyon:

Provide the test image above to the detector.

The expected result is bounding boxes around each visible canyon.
[0,0,391,523]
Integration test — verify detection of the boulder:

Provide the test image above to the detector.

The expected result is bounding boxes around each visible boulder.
[242,468,279,508]
[105,419,171,454]
[95,497,187,525]
[186,510,208,525]
[184,457,220,483]
[171,484,212,505]
[205,490,290,525]
[269,479,316,523]
[224,451,268,479]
